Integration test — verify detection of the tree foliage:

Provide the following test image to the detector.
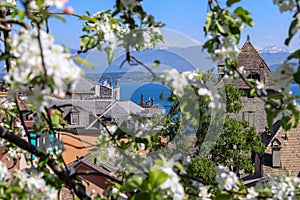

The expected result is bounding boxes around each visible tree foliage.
[0,0,298,199]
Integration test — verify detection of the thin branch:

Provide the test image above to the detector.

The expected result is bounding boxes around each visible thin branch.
[14,96,30,139]
[36,25,48,85]
[0,18,30,29]
[47,11,82,18]
[0,127,90,200]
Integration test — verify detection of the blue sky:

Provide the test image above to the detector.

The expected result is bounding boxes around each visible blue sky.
[50,0,297,50]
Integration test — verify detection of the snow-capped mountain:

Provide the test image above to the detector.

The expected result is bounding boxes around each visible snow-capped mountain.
[258,45,291,54]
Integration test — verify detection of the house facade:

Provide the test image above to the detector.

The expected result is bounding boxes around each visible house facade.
[217,41,276,133]
[49,76,166,132]
[218,40,300,179]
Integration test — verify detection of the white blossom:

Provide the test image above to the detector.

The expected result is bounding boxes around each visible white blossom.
[7,146,22,159]
[268,174,296,200]
[121,0,140,11]
[198,88,209,96]
[271,61,295,95]
[198,184,211,200]
[154,157,185,200]
[273,0,295,13]
[255,80,267,96]
[16,168,57,200]
[45,0,67,9]
[28,0,67,10]
[246,187,259,199]
[161,69,188,97]
[6,0,16,5]
[5,28,81,112]
[212,38,240,61]
[0,161,10,182]
[215,165,239,191]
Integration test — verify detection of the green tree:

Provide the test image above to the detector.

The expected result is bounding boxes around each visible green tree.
[189,85,265,184]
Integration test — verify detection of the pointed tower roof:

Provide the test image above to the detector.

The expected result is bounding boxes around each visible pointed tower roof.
[219,41,275,89]
[238,41,272,73]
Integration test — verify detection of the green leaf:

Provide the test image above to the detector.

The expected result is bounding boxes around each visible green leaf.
[205,12,213,33]
[234,7,254,26]
[288,49,300,60]
[79,15,98,23]
[51,14,66,23]
[73,56,94,70]
[250,88,255,97]
[285,18,298,46]
[294,70,300,84]
[122,176,143,191]
[216,21,226,35]
[0,53,10,61]
[149,169,168,188]
[281,115,292,132]
[105,46,114,64]
[226,0,241,7]
[153,60,160,67]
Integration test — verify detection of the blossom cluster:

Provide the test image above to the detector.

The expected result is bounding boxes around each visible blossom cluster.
[215,165,239,191]
[268,174,300,199]
[85,11,124,50]
[82,11,163,54]
[212,38,240,61]
[153,157,185,200]
[5,28,81,111]
[0,161,10,183]
[120,0,140,11]
[271,61,295,95]
[273,0,295,13]
[161,69,223,110]
[29,0,68,10]
[15,168,57,200]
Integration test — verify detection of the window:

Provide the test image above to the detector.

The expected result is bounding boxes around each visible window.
[71,113,79,124]
[247,71,260,81]
[243,111,255,127]
[272,139,281,168]
[70,109,79,125]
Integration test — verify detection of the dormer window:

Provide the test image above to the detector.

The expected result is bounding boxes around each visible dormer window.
[272,138,282,168]
[243,111,255,127]
[247,71,260,81]
[70,108,79,125]
[260,66,265,83]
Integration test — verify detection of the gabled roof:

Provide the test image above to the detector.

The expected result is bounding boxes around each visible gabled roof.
[238,41,272,72]
[72,76,96,94]
[218,41,275,89]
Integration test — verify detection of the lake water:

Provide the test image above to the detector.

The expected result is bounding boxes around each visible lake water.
[118,82,173,113]
[119,82,300,114]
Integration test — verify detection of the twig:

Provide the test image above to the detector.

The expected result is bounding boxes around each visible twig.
[0,126,90,200]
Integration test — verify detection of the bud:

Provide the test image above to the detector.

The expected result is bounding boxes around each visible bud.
[64,6,74,14]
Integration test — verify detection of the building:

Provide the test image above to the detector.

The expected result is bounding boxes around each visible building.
[48,76,165,132]
[217,40,300,180]
[217,40,276,133]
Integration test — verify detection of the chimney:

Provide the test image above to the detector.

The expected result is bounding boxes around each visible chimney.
[140,94,145,107]
[218,61,225,80]
[151,98,154,107]
[260,65,264,82]
[95,84,100,97]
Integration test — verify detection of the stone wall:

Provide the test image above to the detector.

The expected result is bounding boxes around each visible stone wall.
[261,125,300,177]
[229,95,267,133]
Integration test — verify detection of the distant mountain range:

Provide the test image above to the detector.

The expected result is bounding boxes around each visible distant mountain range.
[77,45,292,76]
[258,45,291,54]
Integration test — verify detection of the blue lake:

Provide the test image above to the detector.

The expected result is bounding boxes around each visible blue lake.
[119,82,173,113]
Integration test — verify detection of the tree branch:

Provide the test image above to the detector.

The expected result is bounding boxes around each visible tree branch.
[0,127,90,200]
